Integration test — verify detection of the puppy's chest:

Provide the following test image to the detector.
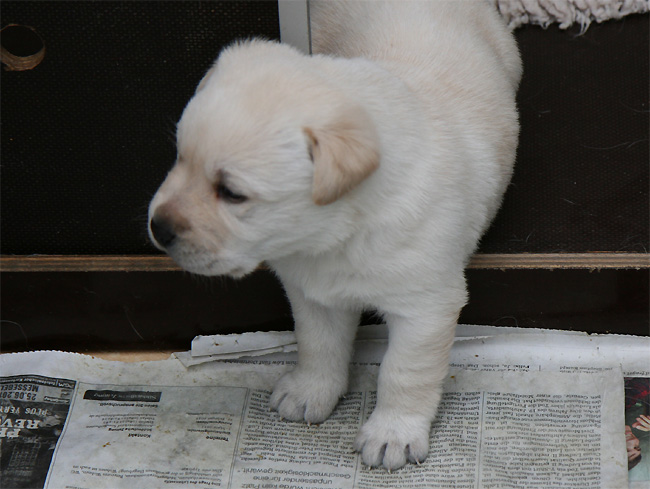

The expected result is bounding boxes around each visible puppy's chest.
[271,255,381,309]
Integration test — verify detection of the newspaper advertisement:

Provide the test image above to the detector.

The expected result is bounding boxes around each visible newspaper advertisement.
[0,376,76,488]
[1,327,648,489]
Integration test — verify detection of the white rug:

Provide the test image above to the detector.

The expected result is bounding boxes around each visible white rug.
[490,0,649,30]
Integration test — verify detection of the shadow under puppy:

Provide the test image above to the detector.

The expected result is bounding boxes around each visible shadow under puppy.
[149,0,520,471]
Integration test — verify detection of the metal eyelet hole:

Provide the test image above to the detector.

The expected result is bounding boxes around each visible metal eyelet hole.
[1,24,45,71]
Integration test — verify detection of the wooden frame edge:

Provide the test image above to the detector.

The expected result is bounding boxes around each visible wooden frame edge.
[1,253,648,272]
[468,253,649,270]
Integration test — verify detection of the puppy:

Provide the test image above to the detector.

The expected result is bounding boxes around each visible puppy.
[149,0,520,470]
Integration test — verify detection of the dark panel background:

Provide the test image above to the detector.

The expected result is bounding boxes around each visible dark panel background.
[1,1,281,254]
[2,269,647,353]
[480,15,649,253]
[1,4,648,254]
[1,5,648,352]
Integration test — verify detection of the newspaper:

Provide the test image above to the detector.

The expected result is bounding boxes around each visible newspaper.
[1,326,648,489]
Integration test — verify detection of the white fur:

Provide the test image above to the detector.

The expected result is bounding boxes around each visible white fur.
[149,0,520,470]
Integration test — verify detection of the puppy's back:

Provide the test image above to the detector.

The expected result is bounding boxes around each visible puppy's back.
[310,0,521,247]
[310,1,520,89]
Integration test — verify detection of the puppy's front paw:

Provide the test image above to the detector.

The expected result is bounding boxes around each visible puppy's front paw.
[270,368,346,424]
[354,410,431,470]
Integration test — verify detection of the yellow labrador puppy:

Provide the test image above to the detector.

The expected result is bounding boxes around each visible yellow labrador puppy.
[149,0,520,470]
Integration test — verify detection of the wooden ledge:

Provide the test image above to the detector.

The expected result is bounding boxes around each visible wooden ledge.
[468,253,649,270]
[0,255,181,272]
[1,253,648,272]
[86,351,176,362]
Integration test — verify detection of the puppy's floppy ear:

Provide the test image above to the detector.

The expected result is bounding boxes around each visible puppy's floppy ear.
[304,104,380,206]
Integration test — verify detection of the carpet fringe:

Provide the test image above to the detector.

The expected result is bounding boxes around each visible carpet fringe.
[490,0,649,31]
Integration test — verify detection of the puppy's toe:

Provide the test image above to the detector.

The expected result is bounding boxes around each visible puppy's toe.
[354,410,431,470]
[353,433,388,468]
[269,389,306,421]
[270,368,345,424]
[406,438,429,465]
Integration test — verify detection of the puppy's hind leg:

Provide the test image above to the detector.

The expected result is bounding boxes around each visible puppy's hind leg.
[270,284,359,424]
[354,287,464,470]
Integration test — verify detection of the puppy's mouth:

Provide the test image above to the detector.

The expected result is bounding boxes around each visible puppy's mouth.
[166,250,244,277]
[161,242,255,279]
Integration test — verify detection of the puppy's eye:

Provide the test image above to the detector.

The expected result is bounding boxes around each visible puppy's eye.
[216,182,247,204]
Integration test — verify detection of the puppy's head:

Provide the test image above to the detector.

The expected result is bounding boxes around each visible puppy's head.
[148,40,379,277]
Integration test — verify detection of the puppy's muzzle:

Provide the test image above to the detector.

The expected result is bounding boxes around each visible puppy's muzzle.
[149,215,176,249]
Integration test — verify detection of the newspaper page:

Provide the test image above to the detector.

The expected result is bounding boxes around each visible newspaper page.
[1,328,647,489]
[188,325,650,488]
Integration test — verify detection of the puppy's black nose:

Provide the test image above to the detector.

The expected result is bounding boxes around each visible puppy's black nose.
[150,216,176,249]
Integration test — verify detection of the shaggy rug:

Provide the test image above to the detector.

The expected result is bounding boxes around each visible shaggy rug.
[490,0,649,30]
